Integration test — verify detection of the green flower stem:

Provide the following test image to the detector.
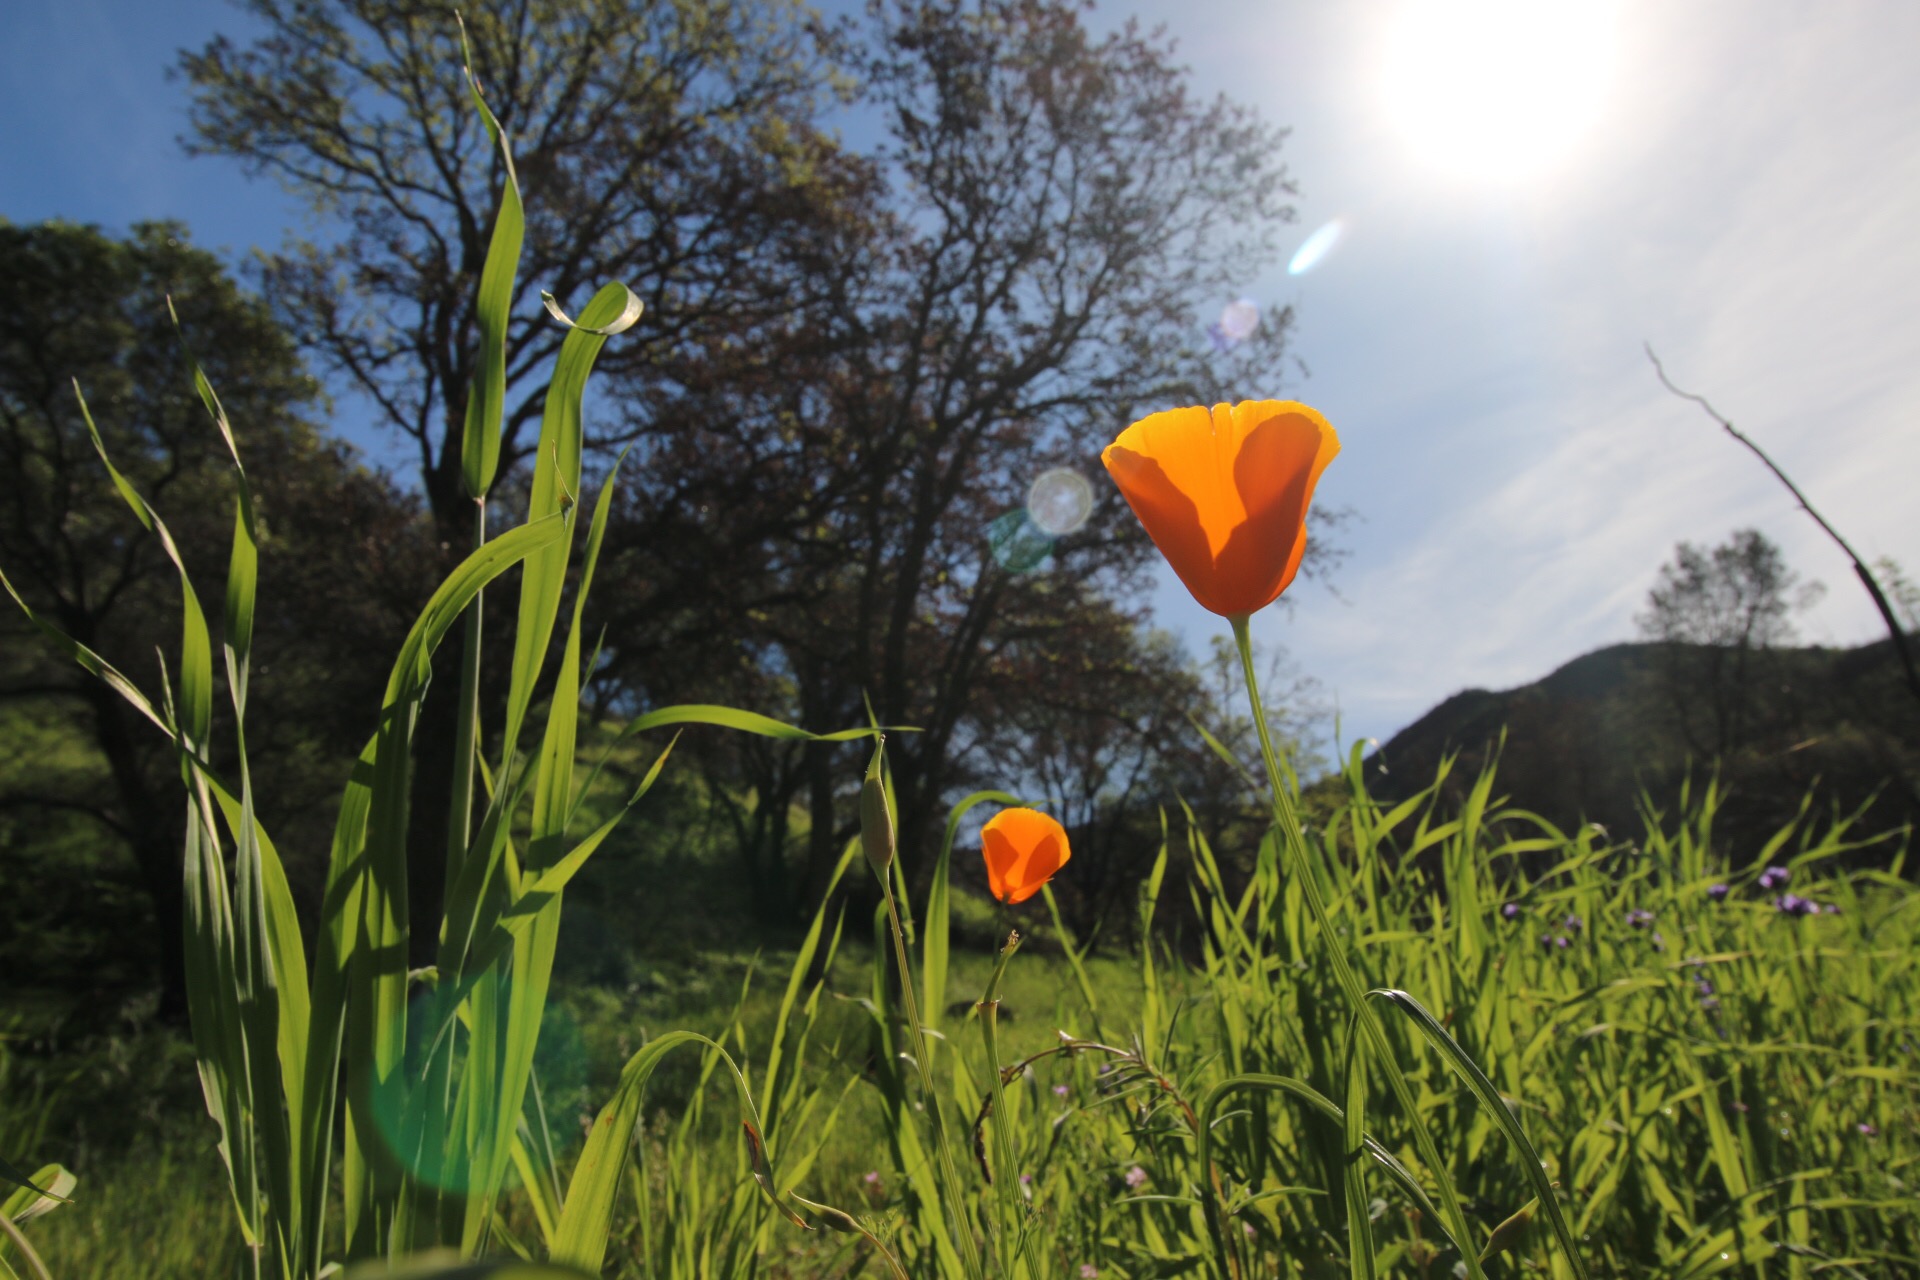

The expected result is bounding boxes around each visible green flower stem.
[1230,614,1487,1280]
[979,928,1037,1276]
[880,882,988,1280]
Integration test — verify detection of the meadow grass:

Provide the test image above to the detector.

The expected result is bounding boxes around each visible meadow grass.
[8,761,1916,1279]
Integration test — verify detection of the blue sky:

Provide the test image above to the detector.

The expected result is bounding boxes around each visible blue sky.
[5,0,1917,750]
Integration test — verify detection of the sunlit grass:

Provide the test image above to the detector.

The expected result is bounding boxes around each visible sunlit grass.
[9,769,1914,1278]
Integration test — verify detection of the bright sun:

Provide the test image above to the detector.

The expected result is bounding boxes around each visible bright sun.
[1380,0,1618,183]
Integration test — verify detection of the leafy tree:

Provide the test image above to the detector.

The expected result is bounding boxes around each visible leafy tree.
[589,0,1324,916]
[178,0,869,541]
[0,220,432,1019]
[179,0,878,946]
[1636,527,1821,755]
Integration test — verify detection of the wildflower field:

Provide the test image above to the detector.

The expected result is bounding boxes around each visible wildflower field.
[3,14,1918,1280]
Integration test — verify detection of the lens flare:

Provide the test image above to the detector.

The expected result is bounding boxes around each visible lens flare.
[1206,297,1260,353]
[988,508,1053,571]
[1287,219,1347,276]
[1027,467,1093,536]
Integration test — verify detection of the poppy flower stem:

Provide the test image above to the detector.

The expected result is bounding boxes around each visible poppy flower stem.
[1228,615,1490,1280]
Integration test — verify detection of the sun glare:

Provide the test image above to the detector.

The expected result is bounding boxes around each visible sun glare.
[1380,0,1617,183]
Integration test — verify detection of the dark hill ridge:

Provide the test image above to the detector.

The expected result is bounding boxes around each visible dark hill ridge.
[1362,638,1919,859]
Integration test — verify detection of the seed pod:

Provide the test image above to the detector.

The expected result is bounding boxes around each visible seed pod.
[812,1202,865,1234]
[861,736,895,878]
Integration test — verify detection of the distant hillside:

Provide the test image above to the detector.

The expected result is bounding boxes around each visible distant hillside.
[1362,638,1920,859]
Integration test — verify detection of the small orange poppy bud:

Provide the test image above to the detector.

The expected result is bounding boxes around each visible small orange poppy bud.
[981,808,1071,906]
[1102,400,1340,618]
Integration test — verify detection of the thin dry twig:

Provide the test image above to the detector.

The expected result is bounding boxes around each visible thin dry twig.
[1645,343,1920,705]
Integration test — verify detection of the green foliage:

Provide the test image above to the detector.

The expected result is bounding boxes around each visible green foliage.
[7,758,1919,1276]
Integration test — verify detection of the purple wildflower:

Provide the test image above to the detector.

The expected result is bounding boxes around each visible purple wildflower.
[1563,914,1584,934]
[1080,1267,1100,1280]
[1758,866,1791,892]
[1859,1123,1878,1138]
[1124,1166,1148,1189]
[1053,1084,1071,1097]
[1823,902,1841,915]
[1707,883,1730,902]
[1774,894,1816,917]
[863,1170,882,1187]
[1554,935,1571,950]
[1650,931,1666,952]
[1626,908,1655,929]
[1502,902,1521,921]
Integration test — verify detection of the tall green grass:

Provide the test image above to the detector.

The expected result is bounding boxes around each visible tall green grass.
[5,757,1915,1276]
[4,32,1916,1280]
[0,42,875,1280]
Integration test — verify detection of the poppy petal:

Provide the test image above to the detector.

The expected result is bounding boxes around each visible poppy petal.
[1213,405,1339,614]
[980,808,1072,905]
[1101,445,1228,613]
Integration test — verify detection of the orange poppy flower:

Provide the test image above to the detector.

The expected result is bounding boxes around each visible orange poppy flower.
[981,808,1071,905]
[1102,401,1340,618]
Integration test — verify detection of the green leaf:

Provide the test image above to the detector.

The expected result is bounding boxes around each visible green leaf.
[500,281,637,760]
[456,17,525,501]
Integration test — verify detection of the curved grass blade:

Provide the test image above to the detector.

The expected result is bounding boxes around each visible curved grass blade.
[1372,987,1590,1279]
[499,282,637,761]
[455,15,524,502]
